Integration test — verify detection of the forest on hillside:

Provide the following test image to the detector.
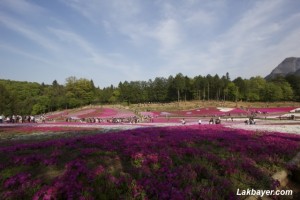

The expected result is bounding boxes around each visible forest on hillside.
[1,73,300,115]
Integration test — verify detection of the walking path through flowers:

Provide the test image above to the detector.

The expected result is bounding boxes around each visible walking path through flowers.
[227,119,300,134]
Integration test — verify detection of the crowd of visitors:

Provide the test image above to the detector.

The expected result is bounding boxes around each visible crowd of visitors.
[0,113,261,126]
[244,117,256,125]
[65,116,140,124]
[209,117,221,124]
[0,114,36,123]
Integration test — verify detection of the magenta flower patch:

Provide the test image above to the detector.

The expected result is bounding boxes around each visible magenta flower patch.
[0,125,299,199]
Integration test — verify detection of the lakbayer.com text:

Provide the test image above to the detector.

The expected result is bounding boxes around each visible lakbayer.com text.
[236,188,293,198]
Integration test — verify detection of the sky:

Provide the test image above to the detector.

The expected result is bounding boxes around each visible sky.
[0,0,300,88]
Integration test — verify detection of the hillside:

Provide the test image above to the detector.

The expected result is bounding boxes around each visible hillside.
[265,57,300,80]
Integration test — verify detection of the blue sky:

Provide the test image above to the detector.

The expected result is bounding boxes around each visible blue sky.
[0,0,300,87]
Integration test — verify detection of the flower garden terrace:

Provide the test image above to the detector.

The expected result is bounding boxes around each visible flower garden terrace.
[36,105,300,124]
[0,125,300,199]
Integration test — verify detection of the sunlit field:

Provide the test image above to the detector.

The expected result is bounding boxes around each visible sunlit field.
[0,124,299,199]
[1,106,300,199]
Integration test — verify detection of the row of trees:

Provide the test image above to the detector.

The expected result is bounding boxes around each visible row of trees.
[104,73,299,103]
[1,73,300,115]
[0,77,98,115]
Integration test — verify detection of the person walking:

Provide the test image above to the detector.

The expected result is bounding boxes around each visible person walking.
[0,114,3,123]
[181,118,186,125]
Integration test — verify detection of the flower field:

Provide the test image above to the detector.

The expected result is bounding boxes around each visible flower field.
[0,125,299,199]
[142,107,249,118]
[97,108,136,118]
[45,107,137,121]
[141,107,298,119]
[0,124,103,142]
[248,107,296,114]
[43,106,299,125]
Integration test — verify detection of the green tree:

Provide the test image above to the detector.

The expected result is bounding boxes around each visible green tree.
[285,75,300,101]
[31,104,46,115]
[65,77,96,107]
[100,85,115,103]
[233,77,248,101]
[109,89,120,103]
[263,82,283,101]
[270,77,294,101]
[118,81,128,103]
[193,75,205,100]
[174,73,186,102]
[166,75,177,101]
[246,77,266,101]
[152,77,168,102]
[226,82,239,101]
[0,83,11,115]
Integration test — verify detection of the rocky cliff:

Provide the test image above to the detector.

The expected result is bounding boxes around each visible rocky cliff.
[265,57,300,80]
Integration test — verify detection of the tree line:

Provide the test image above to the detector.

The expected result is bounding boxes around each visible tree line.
[0,73,300,115]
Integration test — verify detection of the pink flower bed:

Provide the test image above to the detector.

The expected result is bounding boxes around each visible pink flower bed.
[46,111,69,119]
[147,107,248,118]
[96,108,136,118]
[0,124,97,134]
[150,118,180,123]
[45,108,136,120]
[248,107,296,113]
[229,108,249,114]
[140,112,155,117]
[96,108,118,118]
[175,108,222,116]
[0,125,299,199]
[73,108,105,118]
[45,108,99,120]
[67,108,97,118]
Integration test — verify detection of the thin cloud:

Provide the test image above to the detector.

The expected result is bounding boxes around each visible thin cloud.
[48,27,98,56]
[48,27,145,83]
[200,0,292,77]
[152,18,182,52]
[184,10,215,26]
[0,13,59,52]
[0,0,45,16]
[59,0,104,25]
[0,43,54,65]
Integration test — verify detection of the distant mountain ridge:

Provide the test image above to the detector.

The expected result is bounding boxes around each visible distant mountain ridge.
[265,57,300,80]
